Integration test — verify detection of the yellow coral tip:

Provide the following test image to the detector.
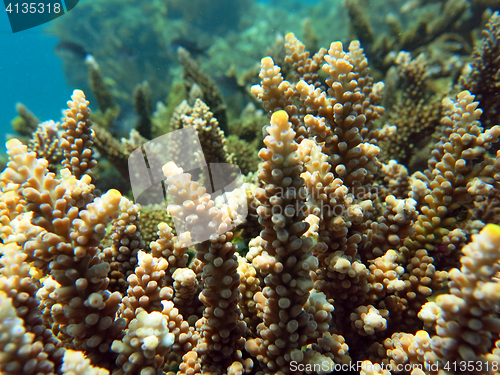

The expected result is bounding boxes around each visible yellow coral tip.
[107,189,122,198]
[261,56,274,65]
[482,224,500,238]
[271,110,289,124]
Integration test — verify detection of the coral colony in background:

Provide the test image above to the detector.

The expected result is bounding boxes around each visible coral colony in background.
[2,0,500,374]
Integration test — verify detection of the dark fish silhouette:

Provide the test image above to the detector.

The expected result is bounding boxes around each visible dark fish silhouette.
[55,41,90,61]
[169,37,209,57]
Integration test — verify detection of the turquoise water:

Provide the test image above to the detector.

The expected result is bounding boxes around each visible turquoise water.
[0,10,69,136]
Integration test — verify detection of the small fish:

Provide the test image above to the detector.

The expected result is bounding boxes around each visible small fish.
[55,40,90,61]
[168,37,208,57]
[117,45,138,61]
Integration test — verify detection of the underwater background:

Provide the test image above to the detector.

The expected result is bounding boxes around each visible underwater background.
[1,0,500,374]
[0,0,322,137]
[0,7,69,134]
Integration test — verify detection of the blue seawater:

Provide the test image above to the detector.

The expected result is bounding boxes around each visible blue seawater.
[0,10,70,140]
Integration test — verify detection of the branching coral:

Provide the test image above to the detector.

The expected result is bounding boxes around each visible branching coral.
[380,52,443,169]
[459,11,500,131]
[345,0,474,74]
[2,19,500,375]
[245,110,319,370]
[384,224,500,370]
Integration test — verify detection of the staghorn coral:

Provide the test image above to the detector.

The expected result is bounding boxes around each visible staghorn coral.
[60,90,98,181]
[103,199,145,294]
[380,52,443,169]
[2,24,500,375]
[133,81,154,140]
[408,90,500,258]
[459,12,500,131]
[28,120,63,173]
[175,98,235,168]
[245,110,320,371]
[177,48,228,134]
[11,102,40,138]
[345,0,474,76]
[384,224,500,371]
[85,55,118,118]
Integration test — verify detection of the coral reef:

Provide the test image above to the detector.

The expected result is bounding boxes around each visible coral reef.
[459,11,500,130]
[379,52,443,170]
[2,10,500,375]
[345,0,499,76]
